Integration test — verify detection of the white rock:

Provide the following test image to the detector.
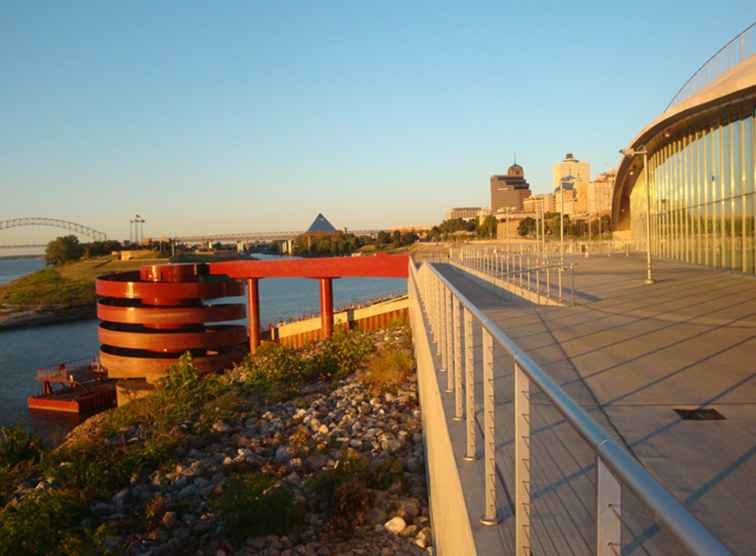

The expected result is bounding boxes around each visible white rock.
[384,516,407,535]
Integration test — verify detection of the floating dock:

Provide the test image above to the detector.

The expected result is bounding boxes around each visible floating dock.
[27,359,117,414]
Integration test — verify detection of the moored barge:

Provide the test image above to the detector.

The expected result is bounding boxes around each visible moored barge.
[27,358,116,414]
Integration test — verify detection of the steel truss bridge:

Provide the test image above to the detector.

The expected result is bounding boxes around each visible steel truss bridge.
[0,217,108,249]
[172,229,381,243]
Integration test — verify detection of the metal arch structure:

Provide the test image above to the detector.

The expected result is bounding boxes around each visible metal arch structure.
[0,217,108,242]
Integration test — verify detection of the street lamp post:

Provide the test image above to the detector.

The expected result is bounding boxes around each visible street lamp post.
[561,187,564,266]
[620,147,655,284]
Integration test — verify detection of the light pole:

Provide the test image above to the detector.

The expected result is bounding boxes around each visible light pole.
[133,215,146,245]
[504,207,514,254]
[561,185,564,266]
[620,147,655,284]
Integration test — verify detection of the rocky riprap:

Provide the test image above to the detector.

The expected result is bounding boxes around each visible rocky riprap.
[52,329,431,556]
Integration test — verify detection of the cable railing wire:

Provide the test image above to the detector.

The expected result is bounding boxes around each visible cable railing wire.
[665,21,755,111]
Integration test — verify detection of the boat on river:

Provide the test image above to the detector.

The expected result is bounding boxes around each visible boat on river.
[27,358,116,414]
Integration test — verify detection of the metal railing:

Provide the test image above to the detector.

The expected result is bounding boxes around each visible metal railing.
[666,21,755,111]
[450,246,576,306]
[408,259,732,555]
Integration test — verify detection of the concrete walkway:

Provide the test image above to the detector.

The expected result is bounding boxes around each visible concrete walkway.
[429,255,756,555]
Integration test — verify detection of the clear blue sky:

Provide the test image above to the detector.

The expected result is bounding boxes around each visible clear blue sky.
[1,1,754,242]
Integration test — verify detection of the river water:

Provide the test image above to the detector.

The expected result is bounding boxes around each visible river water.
[0,256,406,442]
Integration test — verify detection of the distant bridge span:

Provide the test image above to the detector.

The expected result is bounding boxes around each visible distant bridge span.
[172,229,382,243]
[0,217,108,242]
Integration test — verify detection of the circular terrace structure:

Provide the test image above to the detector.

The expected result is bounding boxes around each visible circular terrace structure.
[96,263,246,383]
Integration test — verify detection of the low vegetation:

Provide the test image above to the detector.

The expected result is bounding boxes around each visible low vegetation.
[0,256,165,311]
[232,329,375,401]
[0,268,93,308]
[362,349,414,397]
[213,472,303,543]
[0,327,422,554]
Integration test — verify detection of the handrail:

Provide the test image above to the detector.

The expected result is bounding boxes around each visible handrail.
[666,21,755,110]
[410,259,732,555]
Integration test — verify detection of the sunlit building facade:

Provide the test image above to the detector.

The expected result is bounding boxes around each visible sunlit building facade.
[613,29,756,274]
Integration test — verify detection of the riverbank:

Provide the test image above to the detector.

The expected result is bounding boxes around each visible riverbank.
[0,326,431,555]
[0,254,43,260]
[0,256,169,330]
[0,304,95,330]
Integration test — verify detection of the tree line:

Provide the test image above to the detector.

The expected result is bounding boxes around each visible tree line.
[289,230,419,257]
[426,216,497,241]
[517,213,612,239]
[45,236,126,266]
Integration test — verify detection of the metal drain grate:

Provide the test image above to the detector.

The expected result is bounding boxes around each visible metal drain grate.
[674,408,726,421]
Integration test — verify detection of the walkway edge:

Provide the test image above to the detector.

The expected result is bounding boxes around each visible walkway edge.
[409,275,477,556]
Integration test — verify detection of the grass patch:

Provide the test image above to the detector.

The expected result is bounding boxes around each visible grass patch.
[213,472,303,544]
[361,349,414,397]
[0,489,110,556]
[0,268,93,308]
[234,329,375,401]
[0,256,168,310]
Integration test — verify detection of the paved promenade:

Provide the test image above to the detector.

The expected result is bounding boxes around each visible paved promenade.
[428,254,755,555]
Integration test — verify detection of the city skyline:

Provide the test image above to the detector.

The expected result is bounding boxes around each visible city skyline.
[2,2,754,243]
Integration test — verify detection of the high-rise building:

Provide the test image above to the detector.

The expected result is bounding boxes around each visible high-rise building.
[554,181,578,215]
[445,207,482,221]
[490,163,532,212]
[523,193,555,213]
[553,153,591,188]
[588,170,616,215]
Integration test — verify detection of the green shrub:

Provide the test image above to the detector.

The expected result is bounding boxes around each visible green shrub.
[361,349,414,396]
[330,477,372,534]
[366,457,405,490]
[306,450,368,513]
[233,330,375,400]
[304,329,375,383]
[321,330,375,380]
[44,437,175,500]
[0,489,109,556]
[237,343,305,400]
[214,472,303,544]
[0,425,44,470]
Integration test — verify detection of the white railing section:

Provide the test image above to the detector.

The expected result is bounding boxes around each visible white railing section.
[450,247,576,306]
[665,21,755,111]
[408,259,733,556]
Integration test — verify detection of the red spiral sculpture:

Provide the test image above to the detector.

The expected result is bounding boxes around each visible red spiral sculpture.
[96,263,247,383]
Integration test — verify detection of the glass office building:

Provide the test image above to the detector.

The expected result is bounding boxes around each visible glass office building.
[614,24,756,274]
[629,110,756,273]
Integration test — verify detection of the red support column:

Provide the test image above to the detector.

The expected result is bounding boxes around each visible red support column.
[319,277,334,339]
[246,278,261,354]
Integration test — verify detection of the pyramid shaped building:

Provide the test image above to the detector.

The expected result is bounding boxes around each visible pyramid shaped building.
[306,213,337,235]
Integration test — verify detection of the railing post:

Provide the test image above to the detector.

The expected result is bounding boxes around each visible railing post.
[480,328,500,525]
[514,360,530,554]
[431,274,438,348]
[527,256,531,291]
[453,297,463,419]
[445,287,453,389]
[438,280,446,365]
[558,265,563,301]
[571,264,576,306]
[536,269,541,303]
[463,308,476,461]
[596,457,622,556]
